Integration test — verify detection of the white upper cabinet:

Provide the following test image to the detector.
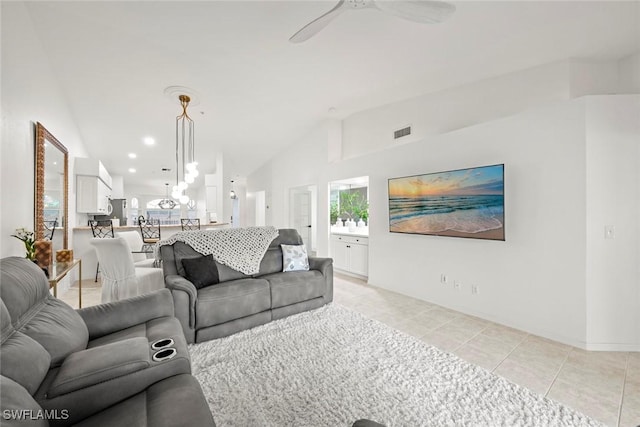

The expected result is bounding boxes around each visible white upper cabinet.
[75,158,112,214]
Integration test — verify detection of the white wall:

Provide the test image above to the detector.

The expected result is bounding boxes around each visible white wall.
[341,60,573,160]
[1,2,90,258]
[246,56,640,349]
[110,175,124,199]
[204,153,225,223]
[335,99,590,347]
[248,124,331,256]
[341,57,638,162]
[618,52,640,93]
[585,95,640,350]
[569,60,619,98]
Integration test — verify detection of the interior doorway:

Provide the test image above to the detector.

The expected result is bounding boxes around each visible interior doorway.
[289,185,317,255]
[231,198,240,227]
[255,191,266,226]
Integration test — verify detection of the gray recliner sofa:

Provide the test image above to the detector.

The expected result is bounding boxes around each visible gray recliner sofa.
[0,257,215,427]
[160,229,333,343]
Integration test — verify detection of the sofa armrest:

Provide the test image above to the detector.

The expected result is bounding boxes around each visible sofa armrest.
[165,275,197,329]
[38,334,192,425]
[48,337,150,398]
[309,257,332,275]
[309,257,333,304]
[77,289,174,340]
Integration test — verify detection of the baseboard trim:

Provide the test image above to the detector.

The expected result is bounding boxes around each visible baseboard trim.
[583,342,640,352]
[334,268,368,281]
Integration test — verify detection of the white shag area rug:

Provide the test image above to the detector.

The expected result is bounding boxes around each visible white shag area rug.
[189,304,602,427]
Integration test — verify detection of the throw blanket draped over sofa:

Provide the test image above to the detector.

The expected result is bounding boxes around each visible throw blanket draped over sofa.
[157,226,279,275]
[160,228,333,343]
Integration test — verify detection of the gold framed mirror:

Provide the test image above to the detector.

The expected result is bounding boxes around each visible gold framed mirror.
[35,122,68,249]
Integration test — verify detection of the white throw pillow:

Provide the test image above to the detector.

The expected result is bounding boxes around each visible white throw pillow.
[281,244,309,272]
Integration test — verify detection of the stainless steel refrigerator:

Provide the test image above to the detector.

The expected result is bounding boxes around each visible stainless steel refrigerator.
[94,198,127,226]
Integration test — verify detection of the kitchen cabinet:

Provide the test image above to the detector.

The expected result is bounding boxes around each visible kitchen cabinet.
[76,175,112,214]
[330,234,368,277]
[75,158,112,188]
[75,158,113,214]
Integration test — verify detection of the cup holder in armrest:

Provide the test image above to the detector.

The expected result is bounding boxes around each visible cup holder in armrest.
[152,348,177,362]
[151,338,174,350]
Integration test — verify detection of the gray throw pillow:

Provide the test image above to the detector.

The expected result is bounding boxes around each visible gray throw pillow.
[181,255,219,289]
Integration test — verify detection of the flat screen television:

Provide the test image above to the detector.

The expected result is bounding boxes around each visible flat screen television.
[388,164,505,241]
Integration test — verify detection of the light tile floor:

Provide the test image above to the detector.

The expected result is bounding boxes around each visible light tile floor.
[59,277,103,310]
[60,273,640,426]
[333,274,640,427]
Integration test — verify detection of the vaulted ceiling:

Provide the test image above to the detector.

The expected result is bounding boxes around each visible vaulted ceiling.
[23,1,639,189]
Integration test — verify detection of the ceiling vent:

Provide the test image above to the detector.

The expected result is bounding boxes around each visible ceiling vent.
[393,125,411,140]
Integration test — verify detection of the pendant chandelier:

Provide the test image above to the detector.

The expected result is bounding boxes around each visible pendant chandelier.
[158,183,177,210]
[171,94,199,204]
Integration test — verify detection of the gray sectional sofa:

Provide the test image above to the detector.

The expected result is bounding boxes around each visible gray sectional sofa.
[160,229,333,343]
[0,257,215,427]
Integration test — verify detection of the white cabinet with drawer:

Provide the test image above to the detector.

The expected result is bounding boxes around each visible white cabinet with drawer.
[330,234,368,277]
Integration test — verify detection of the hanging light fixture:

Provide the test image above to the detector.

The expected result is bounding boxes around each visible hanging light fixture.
[171,94,199,205]
[230,180,237,199]
[158,183,177,210]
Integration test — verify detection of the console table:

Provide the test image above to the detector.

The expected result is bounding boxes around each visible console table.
[48,259,82,308]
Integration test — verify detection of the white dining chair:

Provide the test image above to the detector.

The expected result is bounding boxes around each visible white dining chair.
[116,230,157,268]
[90,237,165,303]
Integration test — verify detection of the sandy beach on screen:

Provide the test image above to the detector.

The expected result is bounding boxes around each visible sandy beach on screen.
[390,213,505,240]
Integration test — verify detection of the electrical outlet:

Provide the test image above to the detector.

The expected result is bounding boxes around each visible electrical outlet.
[454,280,461,290]
[471,284,480,295]
[440,274,448,284]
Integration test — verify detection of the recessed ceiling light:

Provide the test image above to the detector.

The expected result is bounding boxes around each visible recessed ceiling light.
[128,168,136,173]
[128,153,137,159]
[143,137,155,146]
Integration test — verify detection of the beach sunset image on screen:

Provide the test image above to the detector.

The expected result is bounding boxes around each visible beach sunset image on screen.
[388,164,505,241]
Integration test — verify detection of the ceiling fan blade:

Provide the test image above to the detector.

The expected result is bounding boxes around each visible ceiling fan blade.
[374,0,456,24]
[289,0,347,44]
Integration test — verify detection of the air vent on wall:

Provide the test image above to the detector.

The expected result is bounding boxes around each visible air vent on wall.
[393,126,411,140]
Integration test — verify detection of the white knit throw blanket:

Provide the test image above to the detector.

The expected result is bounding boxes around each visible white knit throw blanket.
[157,226,279,275]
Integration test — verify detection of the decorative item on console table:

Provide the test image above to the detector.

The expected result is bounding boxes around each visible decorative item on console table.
[34,239,52,272]
[11,227,36,260]
[56,249,74,263]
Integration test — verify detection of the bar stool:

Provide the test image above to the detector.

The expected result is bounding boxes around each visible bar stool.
[139,219,161,244]
[90,220,114,282]
[180,218,200,231]
[42,218,58,241]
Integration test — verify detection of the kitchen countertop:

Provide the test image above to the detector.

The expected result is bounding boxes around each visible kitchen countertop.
[330,227,369,238]
[73,223,228,231]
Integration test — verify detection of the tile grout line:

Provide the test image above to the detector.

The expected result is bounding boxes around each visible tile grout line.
[543,346,572,398]
[490,332,530,374]
[452,323,490,352]
[616,352,630,427]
